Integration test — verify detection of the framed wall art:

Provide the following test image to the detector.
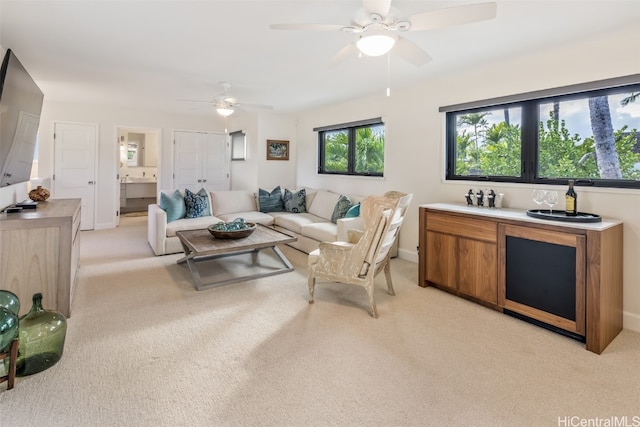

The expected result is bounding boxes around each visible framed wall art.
[266,140,289,160]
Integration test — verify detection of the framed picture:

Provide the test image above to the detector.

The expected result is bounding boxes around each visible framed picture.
[266,140,289,160]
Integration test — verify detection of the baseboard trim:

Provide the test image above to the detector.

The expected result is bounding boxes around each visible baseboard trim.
[623,311,640,333]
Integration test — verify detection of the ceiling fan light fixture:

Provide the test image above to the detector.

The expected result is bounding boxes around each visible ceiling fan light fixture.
[356,31,396,57]
[216,107,234,117]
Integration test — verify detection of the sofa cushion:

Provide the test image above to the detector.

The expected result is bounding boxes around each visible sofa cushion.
[258,186,284,212]
[166,216,221,237]
[303,187,318,211]
[301,222,338,243]
[184,188,211,219]
[308,189,340,221]
[217,211,275,226]
[211,190,257,216]
[272,212,323,234]
[331,194,353,223]
[284,188,307,213]
[159,190,186,223]
[344,202,360,218]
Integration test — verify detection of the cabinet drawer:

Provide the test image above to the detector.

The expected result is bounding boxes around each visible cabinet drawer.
[426,211,497,243]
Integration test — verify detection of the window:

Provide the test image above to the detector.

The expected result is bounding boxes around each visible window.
[314,118,385,177]
[443,76,640,188]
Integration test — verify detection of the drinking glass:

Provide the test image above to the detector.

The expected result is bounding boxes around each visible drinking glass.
[544,191,559,213]
[532,189,546,209]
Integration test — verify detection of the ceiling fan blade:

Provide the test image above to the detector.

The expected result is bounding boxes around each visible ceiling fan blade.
[394,36,432,67]
[409,2,497,31]
[363,0,392,17]
[329,43,358,68]
[177,99,214,104]
[269,23,345,31]
[239,103,274,111]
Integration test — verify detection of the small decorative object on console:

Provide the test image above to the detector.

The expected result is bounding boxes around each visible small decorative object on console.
[28,186,50,201]
[13,293,67,377]
[208,218,256,239]
[465,189,474,206]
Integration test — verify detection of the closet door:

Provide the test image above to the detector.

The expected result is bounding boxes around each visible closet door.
[173,130,229,193]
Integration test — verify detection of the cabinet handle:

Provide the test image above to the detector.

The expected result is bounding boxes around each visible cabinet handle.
[88,180,95,185]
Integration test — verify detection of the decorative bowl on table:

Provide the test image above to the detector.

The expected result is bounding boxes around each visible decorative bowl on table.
[208,218,256,239]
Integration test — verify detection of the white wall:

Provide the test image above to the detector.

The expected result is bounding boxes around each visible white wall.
[295,22,640,331]
[37,101,227,229]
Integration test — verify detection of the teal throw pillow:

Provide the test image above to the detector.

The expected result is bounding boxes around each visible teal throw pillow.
[331,194,353,224]
[344,202,360,218]
[284,188,307,213]
[159,190,186,223]
[184,188,211,219]
[259,186,284,212]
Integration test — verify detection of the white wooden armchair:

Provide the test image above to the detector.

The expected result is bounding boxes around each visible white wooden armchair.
[307,195,401,318]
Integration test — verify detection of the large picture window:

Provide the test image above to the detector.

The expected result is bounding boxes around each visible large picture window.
[314,118,384,177]
[443,76,640,188]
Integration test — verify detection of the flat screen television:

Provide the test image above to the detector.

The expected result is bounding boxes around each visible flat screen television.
[0,48,44,187]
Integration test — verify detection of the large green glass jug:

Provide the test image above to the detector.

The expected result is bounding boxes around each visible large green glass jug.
[15,293,67,377]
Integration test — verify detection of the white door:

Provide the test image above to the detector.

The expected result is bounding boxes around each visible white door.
[54,122,97,230]
[174,131,229,193]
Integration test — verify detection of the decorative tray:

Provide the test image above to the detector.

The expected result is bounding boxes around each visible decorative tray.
[525,209,602,223]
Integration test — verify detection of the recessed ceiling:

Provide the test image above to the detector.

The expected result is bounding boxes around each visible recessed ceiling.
[1,1,638,116]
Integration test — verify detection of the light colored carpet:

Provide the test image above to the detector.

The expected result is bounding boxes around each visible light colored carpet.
[1,216,639,427]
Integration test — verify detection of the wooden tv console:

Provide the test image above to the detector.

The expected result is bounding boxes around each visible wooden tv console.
[418,203,623,354]
[0,198,81,317]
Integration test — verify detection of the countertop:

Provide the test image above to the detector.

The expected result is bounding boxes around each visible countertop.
[420,202,622,231]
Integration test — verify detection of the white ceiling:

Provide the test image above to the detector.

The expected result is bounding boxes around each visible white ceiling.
[1,0,639,117]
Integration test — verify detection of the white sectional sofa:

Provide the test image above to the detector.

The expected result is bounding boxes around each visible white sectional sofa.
[147,187,364,256]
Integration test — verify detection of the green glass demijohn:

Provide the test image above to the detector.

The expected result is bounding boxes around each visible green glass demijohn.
[0,290,20,353]
[0,289,20,316]
[0,307,19,353]
[14,293,67,377]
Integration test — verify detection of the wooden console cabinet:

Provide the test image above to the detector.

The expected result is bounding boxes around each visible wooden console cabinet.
[419,203,623,354]
[0,199,81,317]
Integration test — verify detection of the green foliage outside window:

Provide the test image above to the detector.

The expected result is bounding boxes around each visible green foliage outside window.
[319,122,384,176]
[324,130,348,172]
[452,90,640,186]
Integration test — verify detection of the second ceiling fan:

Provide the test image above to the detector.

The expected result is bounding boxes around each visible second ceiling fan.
[270,0,497,67]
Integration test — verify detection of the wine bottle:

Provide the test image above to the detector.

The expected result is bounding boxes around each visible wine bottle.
[565,179,577,216]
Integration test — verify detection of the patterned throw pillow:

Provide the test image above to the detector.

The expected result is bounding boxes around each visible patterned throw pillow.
[184,188,211,219]
[344,202,360,218]
[284,188,307,213]
[331,194,353,224]
[159,190,186,223]
[258,186,284,212]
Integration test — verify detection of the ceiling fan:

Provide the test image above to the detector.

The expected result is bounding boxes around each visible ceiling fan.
[179,82,274,117]
[270,0,497,67]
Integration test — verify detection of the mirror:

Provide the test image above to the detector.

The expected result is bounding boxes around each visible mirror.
[230,130,246,161]
[119,130,158,167]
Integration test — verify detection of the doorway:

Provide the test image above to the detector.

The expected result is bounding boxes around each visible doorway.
[116,126,161,221]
